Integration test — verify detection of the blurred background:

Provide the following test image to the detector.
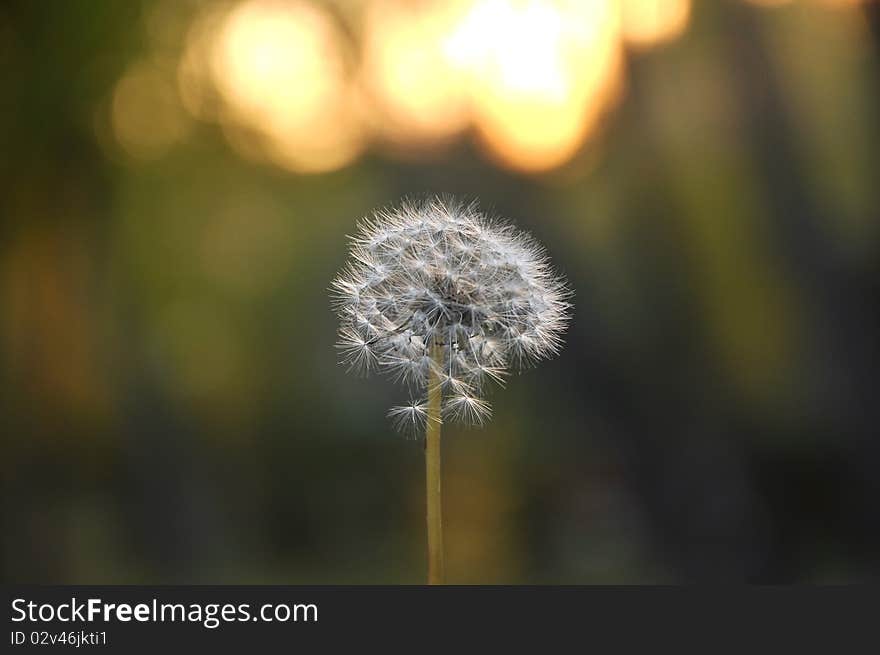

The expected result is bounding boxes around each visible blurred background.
[2,0,879,584]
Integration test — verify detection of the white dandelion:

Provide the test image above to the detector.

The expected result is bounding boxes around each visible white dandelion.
[331,196,572,584]
[332,196,571,430]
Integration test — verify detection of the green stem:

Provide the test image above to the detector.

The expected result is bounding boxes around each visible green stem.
[425,344,444,585]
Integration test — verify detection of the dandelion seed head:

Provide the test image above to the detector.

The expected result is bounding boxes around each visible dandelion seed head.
[332,196,571,432]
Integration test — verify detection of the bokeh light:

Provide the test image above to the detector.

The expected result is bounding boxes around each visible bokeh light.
[462,0,624,172]
[167,0,704,174]
[177,3,228,123]
[360,0,472,145]
[209,0,364,173]
[619,0,692,49]
[111,0,716,174]
[112,59,190,160]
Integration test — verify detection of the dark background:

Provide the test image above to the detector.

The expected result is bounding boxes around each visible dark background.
[2,0,879,583]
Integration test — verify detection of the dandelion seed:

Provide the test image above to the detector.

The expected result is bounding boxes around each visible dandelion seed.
[335,327,377,375]
[443,392,492,427]
[387,399,437,437]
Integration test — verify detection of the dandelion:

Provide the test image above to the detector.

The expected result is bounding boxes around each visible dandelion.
[331,196,571,583]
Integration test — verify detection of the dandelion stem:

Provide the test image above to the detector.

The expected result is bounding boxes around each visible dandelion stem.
[425,343,444,585]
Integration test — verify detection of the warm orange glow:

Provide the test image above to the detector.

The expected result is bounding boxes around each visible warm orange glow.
[112,60,189,159]
[207,0,363,173]
[360,0,472,144]
[457,0,623,172]
[358,0,628,170]
[177,5,228,122]
[620,0,692,49]
[2,229,109,418]
[175,0,703,175]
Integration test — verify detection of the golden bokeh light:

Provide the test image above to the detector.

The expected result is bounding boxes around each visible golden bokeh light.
[360,0,472,144]
[177,3,229,123]
[171,0,703,174]
[620,0,692,49]
[460,0,624,172]
[204,0,364,173]
[212,1,338,131]
[112,59,189,160]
